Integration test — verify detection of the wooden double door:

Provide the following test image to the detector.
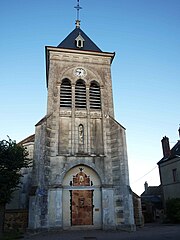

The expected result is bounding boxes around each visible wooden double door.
[71,190,93,225]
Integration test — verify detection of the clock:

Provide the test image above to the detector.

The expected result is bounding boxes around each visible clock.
[74,68,86,77]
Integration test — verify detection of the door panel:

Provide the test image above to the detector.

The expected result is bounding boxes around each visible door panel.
[71,190,93,225]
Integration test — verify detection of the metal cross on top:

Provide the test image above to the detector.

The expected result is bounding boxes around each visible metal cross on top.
[74,0,82,21]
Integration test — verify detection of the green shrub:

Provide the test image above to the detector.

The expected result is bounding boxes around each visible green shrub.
[1,231,24,240]
[166,198,180,223]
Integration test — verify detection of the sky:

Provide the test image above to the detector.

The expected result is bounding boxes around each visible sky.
[0,0,180,195]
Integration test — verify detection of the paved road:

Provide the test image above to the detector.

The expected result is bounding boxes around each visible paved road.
[24,224,180,240]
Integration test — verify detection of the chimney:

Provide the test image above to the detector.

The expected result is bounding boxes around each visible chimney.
[144,181,148,192]
[161,136,171,158]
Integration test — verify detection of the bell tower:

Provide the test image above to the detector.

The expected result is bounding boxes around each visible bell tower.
[29,1,135,231]
[45,32,115,157]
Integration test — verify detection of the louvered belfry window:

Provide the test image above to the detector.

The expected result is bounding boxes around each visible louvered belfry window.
[60,79,72,108]
[90,81,101,109]
[75,80,86,108]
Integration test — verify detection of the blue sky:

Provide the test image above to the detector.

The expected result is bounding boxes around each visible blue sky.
[1,0,180,195]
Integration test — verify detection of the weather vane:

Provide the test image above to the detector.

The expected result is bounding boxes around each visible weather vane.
[74,0,82,21]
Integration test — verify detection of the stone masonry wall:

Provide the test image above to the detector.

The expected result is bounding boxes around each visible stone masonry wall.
[109,116,135,229]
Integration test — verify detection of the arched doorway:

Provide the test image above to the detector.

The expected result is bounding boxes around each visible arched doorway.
[62,165,102,229]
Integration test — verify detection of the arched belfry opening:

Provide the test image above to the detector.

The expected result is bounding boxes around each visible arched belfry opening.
[90,81,101,110]
[60,78,72,108]
[75,79,86,108]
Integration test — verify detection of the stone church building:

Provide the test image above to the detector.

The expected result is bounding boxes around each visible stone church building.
[12,17,135,231]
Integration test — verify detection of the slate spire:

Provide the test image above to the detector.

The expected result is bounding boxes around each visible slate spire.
[57,0,102,52]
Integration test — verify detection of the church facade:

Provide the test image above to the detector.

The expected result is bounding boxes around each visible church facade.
[27,19,135,231]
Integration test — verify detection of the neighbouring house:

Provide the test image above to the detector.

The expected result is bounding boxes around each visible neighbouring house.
[141,182,163,223]
[157,131,180,205]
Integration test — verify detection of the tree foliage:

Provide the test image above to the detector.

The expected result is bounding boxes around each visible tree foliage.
[0,137,29,205]
[166,198,180,223]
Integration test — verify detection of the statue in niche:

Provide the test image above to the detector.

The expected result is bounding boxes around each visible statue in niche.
[78,124,84,145]
[78,124,84,153]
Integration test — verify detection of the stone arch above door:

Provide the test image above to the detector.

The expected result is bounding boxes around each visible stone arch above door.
[61,161,104,185]
[62,165,101,187]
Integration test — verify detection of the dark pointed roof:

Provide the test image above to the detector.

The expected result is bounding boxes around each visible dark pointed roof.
[158,140,180,164]
[141,185,162,197]
[18,134,35,145]
[141,185,163,204]
[57,27,102,52]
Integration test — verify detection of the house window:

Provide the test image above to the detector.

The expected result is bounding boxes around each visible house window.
[89,81,101,109]
[172,168,177,182]
[60,79,72,108]
[75,80,86,108]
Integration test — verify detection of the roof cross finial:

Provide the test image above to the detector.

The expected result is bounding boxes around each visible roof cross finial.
[74,0,82,28]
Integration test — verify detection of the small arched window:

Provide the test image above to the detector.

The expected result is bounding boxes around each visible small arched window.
[89,81,101,109]
[78,40,82,48]
[75,80,86,108]
[60,79,72,108]
[75,33,85,48]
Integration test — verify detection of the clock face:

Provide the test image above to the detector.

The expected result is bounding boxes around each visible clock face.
[74,68,86,77]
